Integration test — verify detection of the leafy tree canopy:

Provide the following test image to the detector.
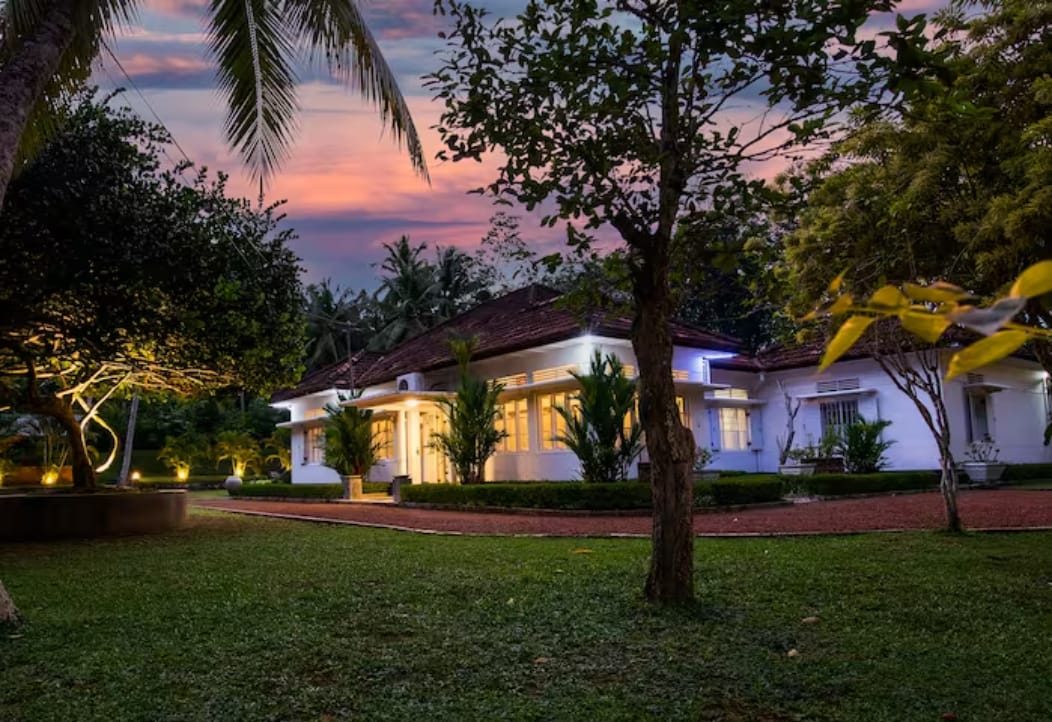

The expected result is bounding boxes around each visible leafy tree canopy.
[0,92,305,488]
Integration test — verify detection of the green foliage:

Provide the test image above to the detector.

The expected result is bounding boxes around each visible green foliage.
[796,471,939,497]
[430,340,505,485]
[157,433,210,478]
[213,431,261,478]
[557,352,642,483]
[264,428,293,473]
[1002,463,1052,481]
[323,404,378,478]
[401,477,783,510]
[228,482,344,500]
[838,418,895,474]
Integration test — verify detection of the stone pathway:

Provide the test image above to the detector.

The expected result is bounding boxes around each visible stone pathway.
[193,488,1052,537]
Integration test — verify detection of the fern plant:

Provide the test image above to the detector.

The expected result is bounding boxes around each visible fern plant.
[431,338,505,485]
[558,351,643,483]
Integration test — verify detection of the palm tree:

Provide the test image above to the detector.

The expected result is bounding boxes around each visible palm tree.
[373,235,439,350]
[0,0,427,209]
[433,246,489,321]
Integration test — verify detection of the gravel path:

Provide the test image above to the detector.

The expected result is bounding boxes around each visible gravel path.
[194,488,1052,537]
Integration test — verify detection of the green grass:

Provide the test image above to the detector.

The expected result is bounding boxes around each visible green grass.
[2,513,1051,721]
[1008,479,1052,490]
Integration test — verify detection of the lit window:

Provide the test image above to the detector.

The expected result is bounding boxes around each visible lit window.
[712,387,748,400]
[719,408,749,450]
[495,398,530,452]
[305,426,325,464]
[622,396,686,435]
[820,399,859,438]
[372,418,395,459]
[533,365,576,383]
[539,393,579,450]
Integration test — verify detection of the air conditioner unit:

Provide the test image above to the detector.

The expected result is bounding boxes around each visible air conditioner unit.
[396,372,426,392]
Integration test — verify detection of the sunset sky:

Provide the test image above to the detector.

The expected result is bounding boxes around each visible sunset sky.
[98,0,944,290]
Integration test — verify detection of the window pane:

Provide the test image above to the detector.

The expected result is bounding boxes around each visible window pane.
[719,408,748,451]
[517,399,529,451]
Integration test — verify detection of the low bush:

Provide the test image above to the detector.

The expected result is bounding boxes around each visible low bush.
[797,471,939,496]
[401,477,783,510]
[1001,463,1052,481]
[695,476,784,505]
[228,483,344,500]
[363,481,392,495]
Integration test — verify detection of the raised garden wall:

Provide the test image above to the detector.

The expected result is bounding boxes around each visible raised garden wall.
[0,490,188,541]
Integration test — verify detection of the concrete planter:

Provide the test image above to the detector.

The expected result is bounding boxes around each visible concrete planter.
[223,475,243,491]
[392,475,412,503]
[779,463,816,476]
[0,490,188,541]
[341,475,363,500]
[963,462,1006,485]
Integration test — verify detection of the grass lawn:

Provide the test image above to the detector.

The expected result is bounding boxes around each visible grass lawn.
[2,513,1051,721]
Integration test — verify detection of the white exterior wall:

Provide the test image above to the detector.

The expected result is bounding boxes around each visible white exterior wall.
[276,335,1052,482]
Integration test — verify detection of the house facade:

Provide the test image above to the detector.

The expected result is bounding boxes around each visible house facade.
[272,285,1052,483]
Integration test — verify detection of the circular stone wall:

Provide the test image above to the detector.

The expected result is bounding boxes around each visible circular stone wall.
[0,490,188,541]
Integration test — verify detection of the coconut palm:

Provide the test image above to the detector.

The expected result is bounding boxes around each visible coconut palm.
[372,235,439,350]
[0,0,427,209]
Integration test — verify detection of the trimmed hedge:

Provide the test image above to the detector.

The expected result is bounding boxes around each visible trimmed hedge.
[1001,463,1052,482]
[797,471,939,496]
[401,477,783,511]
[229,483,344,500]
[696,476,784,505]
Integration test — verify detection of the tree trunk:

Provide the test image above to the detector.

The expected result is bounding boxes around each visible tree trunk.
[632,254,696,605]
[33,396,95,490]
[0,0,80,209]
[0,578,19,627]
[117,392,140,486]
[938,445,963,533]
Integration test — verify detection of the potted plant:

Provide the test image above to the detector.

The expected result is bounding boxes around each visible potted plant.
[693,446,719,481]
[780,444,817,476]
[324,404,379,499]
[962,437,1005,485]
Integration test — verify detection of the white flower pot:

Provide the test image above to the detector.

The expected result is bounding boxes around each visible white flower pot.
[963,462,1006,485]
[223,476,243,491]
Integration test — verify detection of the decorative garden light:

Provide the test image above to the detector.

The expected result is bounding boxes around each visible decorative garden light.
[42,470,58,486]
[130,470,142,483]
[233,462,247,479]
[176,468,189,483]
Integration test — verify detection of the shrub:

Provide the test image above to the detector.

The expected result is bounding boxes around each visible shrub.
[228,483,344,499]
[798,471,938,496]
[214,431,262,478]
[362,481,391,495]
[695,476,784,505]
[1002,463,1052,481]
[838,418,894,473]
[401,477,783,510]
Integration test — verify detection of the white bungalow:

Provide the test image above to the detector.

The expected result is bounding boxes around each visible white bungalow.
[271,285,1052,483]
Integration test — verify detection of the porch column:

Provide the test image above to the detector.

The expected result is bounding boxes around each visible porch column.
[398,409,409,476]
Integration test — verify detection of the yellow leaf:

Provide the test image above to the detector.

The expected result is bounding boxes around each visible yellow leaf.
[819,316,875,372]
[900,310,951,344]
[902,282,969,304]
[869,285,908,309]
[1009,260,1052,299]
[827,270,847,294]
[946,330,1029,380]
[827,293,854,317]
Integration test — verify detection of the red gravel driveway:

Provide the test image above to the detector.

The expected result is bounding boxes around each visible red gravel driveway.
[194,489,1052,537]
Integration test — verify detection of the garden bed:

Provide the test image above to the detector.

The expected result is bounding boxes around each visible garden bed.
[226,482,392,501]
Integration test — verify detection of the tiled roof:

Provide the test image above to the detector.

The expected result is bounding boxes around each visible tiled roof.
[272,284,743,400]
[271,350,382,403]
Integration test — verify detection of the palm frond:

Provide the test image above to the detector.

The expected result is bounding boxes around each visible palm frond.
[283,0,429,181]
[209,0,298,180]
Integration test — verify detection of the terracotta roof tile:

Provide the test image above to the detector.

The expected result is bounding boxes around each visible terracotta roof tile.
[273,285,744,400]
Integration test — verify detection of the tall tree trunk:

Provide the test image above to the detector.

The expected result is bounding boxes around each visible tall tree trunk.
[117,392,140,486]
[633,252,696,605]
[0,0,80,209]
[0,579,19,627]
[938,443,962,533]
